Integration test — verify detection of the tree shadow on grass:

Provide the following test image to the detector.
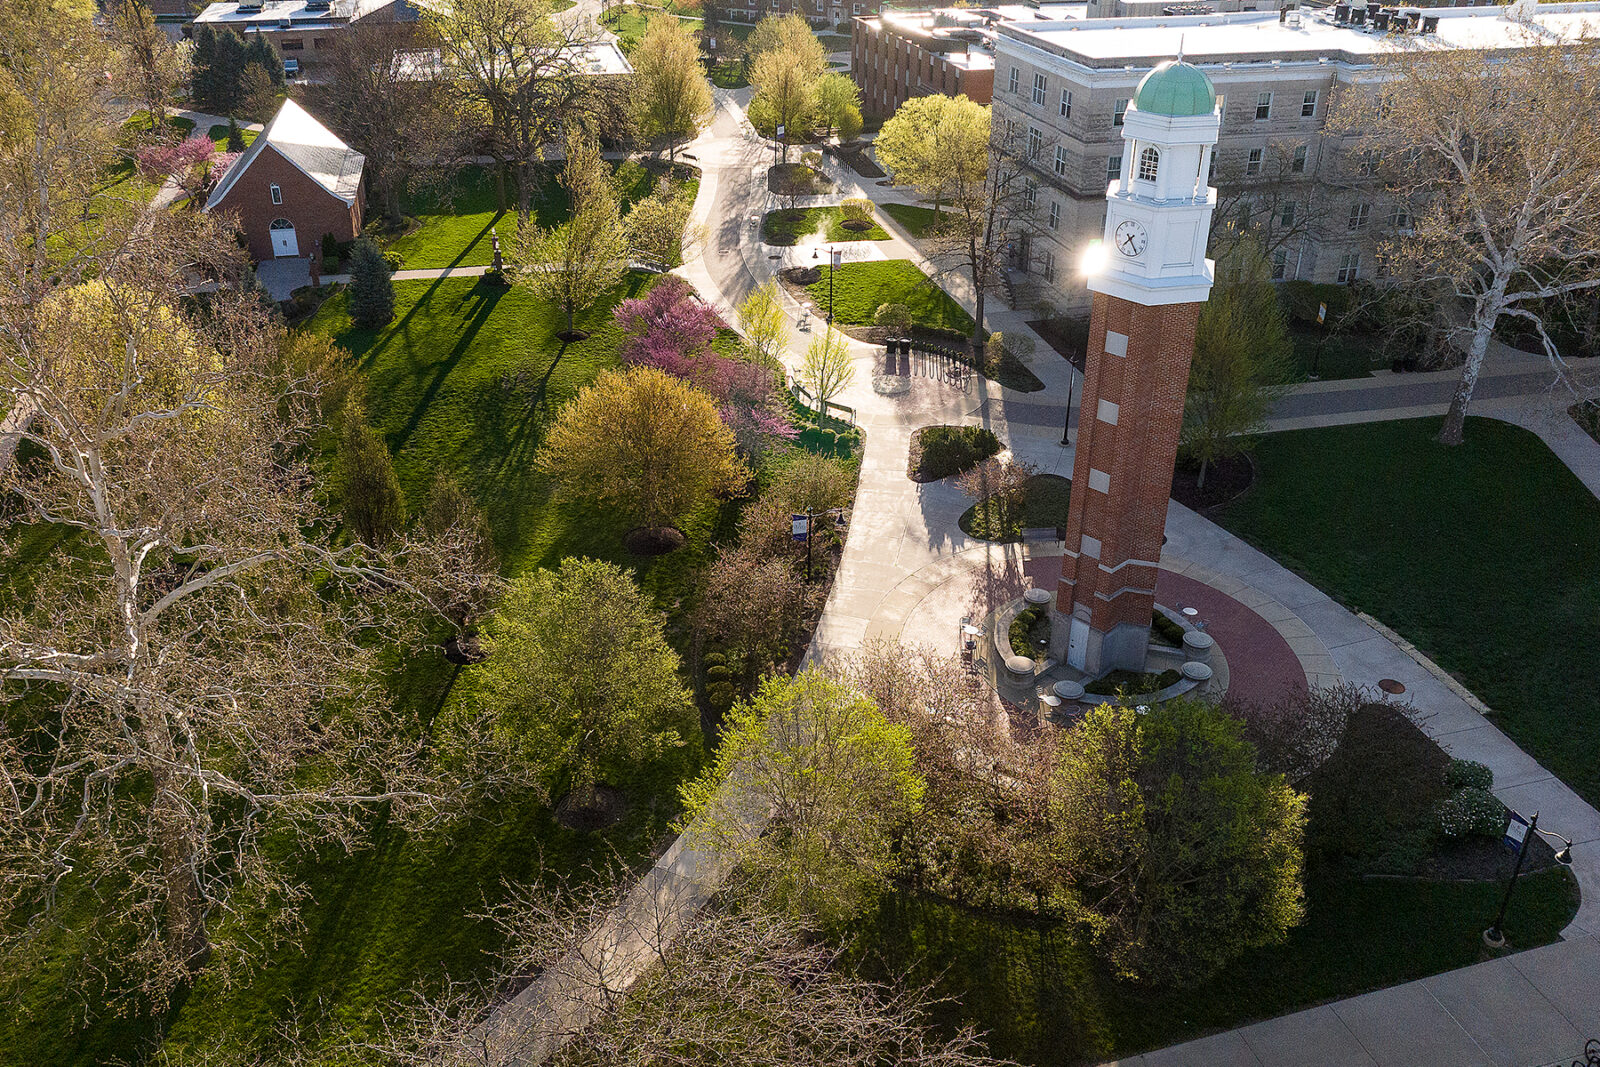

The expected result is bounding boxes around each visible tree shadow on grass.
[386,284,503,456]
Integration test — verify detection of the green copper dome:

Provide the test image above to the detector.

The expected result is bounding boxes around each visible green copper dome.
[1132,60,1217,117]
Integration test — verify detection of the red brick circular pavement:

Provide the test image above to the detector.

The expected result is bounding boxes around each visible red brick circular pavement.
[1021,558,1307,709]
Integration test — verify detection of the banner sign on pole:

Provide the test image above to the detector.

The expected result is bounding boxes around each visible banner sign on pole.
[1317,301,1328,324]
[1504,810,1529,852]
[776,124,785,138]
[830,250,843,268]
[791,514,809,541]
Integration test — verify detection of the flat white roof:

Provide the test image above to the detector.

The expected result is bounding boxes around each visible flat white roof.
[391,40,633,79]
[1002,1,1600,67]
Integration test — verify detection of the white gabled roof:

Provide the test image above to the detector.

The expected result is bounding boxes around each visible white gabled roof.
[206,99,366,210]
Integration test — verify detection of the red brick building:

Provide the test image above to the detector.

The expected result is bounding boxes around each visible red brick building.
[851,9,995,118]
[206,99,366,262]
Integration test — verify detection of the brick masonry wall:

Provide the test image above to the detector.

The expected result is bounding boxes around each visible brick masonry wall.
[209,145,363,262]
[1058,292,1202,634]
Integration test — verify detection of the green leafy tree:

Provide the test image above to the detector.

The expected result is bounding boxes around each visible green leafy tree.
[625,181,695,268]
[737,278,789,364]
[873,93,986,217]
[799,324,853,409]
[346,237,395,329]
[1052,699,1307,985]
[337,400,405,547]
[680,670,924,929]
[1181,240,1293,488]
[746,13,826,71]
[813,71,862,140]
[748,46,820,158]
[537,365,746,533]
[511,131,628,336]
[467,557,695,808]
[631,14,713,160]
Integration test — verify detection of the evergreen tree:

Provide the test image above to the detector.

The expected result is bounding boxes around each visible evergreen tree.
[336,400,406,548]
[246,33,283,86]
[189,26,219,111]
[346,238,394,329]
[211,30,249,113]
[226,116,244,152]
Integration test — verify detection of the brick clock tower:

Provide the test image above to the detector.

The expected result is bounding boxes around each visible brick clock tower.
[1055,59,1221,675]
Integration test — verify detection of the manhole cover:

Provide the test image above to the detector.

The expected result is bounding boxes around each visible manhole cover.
[1378,678,1407,695]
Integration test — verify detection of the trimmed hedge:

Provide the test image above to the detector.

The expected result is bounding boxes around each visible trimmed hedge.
[1084,667,1182,696]
[1437,786,1506,839]
[911,425,1000,482]
[1445,758,1494,792]
[1152,611,1187,648]
[1009,606,1048,657]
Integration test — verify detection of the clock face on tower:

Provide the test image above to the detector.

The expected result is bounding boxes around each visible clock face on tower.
[1114,220,1148,258]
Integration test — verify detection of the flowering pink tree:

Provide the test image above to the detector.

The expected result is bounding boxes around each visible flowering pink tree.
[613,277,795,457]
[135,137,217,201]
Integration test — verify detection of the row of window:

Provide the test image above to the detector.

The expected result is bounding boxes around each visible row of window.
[1007,66,1321,126]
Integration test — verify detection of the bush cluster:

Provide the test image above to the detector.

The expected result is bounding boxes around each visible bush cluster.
[1445,758,1494,791]
[913,425,1000,482]
[1151,611,1187,648]
[1436,785,1505,840]
[1008,606,1048,658]
[703,650,740,714]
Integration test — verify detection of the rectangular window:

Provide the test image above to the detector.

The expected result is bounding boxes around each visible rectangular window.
[1106,153,1121,180]
[1009,66,1019,93]
[1337,253,1360,284]
[280,38,304,50]
[313,36,328,48]
[1113,98,1128,126]
[1348,202,1371,230]
[1048,201,1060,230]
[1024,178,1037,207]
[1027,126,1042,160]
[1291,144,1307,174]
[1388,203,1411,229]
[1041,250,1055,282]
[1054,144,1067,177]
[1272,247,1288,280]
[1247,148,1263,176]
[1032,72,1047,106]
[1060,88,1072,117]
[1358,149,1378,177]
[1255,91,1272,120]
[1279,201,1295,227]
[1302,90,1318,117]
[270,183,282,205]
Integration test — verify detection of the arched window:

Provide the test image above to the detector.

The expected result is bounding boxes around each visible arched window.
[1138,146,1160,182]
[270,218,295,231]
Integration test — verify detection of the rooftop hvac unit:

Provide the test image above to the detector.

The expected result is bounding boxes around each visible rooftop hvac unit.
[1371,9,1389,29]
[1350,6,1365,23]
[1333,3,1350,20]
[304,0,332,10]
[1420,13,1438,31]
[237,0,264,10]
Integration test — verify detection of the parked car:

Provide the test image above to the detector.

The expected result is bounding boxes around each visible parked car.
[283,58,300,78]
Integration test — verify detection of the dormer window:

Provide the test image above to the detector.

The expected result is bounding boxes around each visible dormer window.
[270,183,283,205]
[1138,146,1160,182]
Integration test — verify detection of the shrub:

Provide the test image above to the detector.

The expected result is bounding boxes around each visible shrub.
[873,302,913,336]
[801,150,822,169]
[337,400,405,547]
[321,231,340,262]
[1008,606,1047,657]
[1445,758,1494,791]
[1152,611,1187,647]
[912,424,1000,481]
[1083,668,1181,696]
[1436,786,1506,839]
[839,198,874,226]
[383,250,405,272]
[1232,682,1365,787]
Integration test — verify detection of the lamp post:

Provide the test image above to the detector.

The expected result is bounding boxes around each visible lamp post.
[812,247,841,322]
[1485,810,1573,948]
[1060,365,1077,446]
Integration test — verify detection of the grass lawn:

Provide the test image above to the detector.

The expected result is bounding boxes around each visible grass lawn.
[854,868,1575,1066]
[958,474,1070,541]
[1218,416,1600,807]
[881,202,944,239]
[206,123,259,149]
[710,59,748,88]
[384,161,674,272]
[601,6,701,50]
[761,207,889,245]
[805,260,974,338]
[1289,326,1377,380]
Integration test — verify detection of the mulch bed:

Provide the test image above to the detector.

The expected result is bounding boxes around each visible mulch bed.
[623,525,687,555]
[833,142,885,179]
[1170,453,1255,511]
[554,784,628,831]
[768,162,833,197]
